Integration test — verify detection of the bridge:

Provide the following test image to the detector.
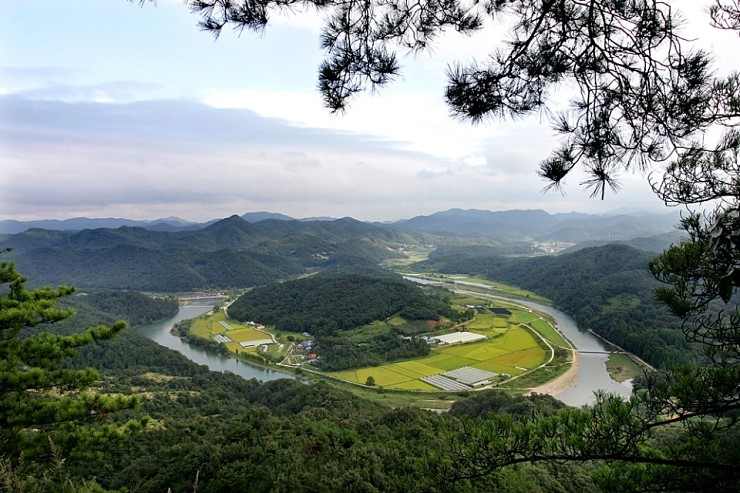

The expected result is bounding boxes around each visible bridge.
[577,350,628,355]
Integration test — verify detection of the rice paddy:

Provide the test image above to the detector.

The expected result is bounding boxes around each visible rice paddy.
[190,309,274,355]
[187,288,569,394]
[330,303,555,390]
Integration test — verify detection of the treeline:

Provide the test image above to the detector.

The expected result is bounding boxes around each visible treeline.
[53,325,603,493]
[416,244,695,369]
[30,290,178,336]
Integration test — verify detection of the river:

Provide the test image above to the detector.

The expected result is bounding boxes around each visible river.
[137,292,632,408]
[406,276,635,407]
[487,296,634,407]
[135,303,289,382]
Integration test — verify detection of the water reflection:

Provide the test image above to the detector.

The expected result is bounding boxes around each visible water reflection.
[135,305,290,382]
[138,289,634,407]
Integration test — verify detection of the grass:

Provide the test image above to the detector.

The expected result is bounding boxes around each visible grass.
[345,321,393,342]
[528,318,568,347]
[330,324,548,389]
[605,353,645,382]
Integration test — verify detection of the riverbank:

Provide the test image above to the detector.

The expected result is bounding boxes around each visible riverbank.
[527,349,580,397]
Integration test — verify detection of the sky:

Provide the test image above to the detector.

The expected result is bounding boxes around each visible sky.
[0,0,736,223]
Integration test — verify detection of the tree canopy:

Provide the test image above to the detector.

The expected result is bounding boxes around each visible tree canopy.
[0,260,143,491]
[161,1,740,489]
[180,0,740,200]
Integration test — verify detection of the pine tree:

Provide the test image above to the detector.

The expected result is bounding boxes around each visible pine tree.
[0,259,143,490]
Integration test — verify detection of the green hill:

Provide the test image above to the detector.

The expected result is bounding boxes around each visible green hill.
[1,216,426,291]
[416,244,693,369]
[229,274,462,370]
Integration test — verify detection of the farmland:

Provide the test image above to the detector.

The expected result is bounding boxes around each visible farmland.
[188,309,290,361]
[329,296,568,391]
[182,290,571,394]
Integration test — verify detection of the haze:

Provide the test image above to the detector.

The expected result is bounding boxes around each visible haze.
[1,0,733,222]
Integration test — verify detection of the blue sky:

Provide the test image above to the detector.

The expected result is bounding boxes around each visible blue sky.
[0,0,734,222]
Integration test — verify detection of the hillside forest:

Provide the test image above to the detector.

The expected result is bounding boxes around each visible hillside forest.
[1,208,738,492]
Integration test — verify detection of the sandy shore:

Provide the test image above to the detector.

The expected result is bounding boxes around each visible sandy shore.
[527,350,580,397]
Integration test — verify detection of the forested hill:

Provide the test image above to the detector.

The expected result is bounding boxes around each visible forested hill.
[56,321,590,492]
[229,274,458,334]
[0,216,426,291]
[416,244,694,368]
[230,274,462,370]
[30,290,179,336]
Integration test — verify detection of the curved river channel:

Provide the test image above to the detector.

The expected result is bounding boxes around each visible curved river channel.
[487,296,633,406]
[135,303,288,383]
[136,294,633,408]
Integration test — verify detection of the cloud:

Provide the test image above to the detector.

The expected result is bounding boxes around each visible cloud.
[6,80,163,103]
[0,92,670,223]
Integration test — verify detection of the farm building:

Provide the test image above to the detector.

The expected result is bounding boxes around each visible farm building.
[432,331,487,345]
[421,366,499,391]
[239,338,274,348]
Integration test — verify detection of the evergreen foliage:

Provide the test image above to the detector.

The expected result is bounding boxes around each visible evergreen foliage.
[229,274,461,369]
[0,260,142,490]
[418,244,691,369]
[229,274,458,334]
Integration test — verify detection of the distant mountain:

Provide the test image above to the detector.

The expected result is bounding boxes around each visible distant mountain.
[241,211,295,222]
[561,230,688,254]
[0,216,201,234]
[390,208,680,243]
[0,216,426,291]
[390,209,556,238]
[1,212,344,233]
[299,216,337,222]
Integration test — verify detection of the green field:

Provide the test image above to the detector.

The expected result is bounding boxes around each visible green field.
[331,325,548,389]
[192,311,268,341]
[188,288,569,395]
[190,310,276,357]
[327,289,572,391]
[528,318,568,346]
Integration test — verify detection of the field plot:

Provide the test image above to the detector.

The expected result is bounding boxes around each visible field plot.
[467,312,508,330]
[528,318,567,346]
[508,308,541,324]
[333,366,437,390]
[191,311,273,348]
[330,325,547,389]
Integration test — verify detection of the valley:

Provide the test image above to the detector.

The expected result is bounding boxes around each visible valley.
[160,272,642,408]
[5,207,735,492]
